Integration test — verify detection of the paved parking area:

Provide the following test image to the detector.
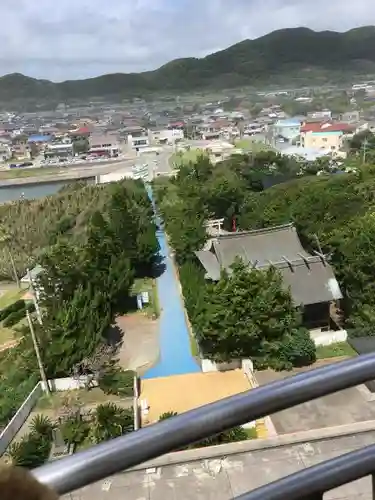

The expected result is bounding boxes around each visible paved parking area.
[255,361,375,434]
[62,431,375,500]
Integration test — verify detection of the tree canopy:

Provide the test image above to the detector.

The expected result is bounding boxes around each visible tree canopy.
[155,145,375,365]
[0,178,159,427]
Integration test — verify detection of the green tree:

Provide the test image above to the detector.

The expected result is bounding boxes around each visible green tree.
[29,414,55,441]
[7,433,51,468]
[61,416,89,447]
[195,260,316,370]
[89,403,134,444]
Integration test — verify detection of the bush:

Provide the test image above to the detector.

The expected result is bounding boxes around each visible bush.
[278,328,316,370]
[0,300,26,321]
[99,368,135,397]
[61,416,90,447]
[7,433,51,468]
[3,303,35,327]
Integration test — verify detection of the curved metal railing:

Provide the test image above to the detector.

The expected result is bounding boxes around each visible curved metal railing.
[33,353,375,497]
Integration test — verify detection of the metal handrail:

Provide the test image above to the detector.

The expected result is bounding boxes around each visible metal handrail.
[33,353,375,495]
[236,443,375,500]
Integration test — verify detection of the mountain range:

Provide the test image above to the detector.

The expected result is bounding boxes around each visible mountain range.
[2,26,375,102]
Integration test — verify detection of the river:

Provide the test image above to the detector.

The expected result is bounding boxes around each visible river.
[0,178,95,203]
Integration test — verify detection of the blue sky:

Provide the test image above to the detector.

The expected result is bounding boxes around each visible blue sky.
[0,0,373,81]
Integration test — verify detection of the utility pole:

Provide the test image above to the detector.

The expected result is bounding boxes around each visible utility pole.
[363,139,368,164]
[8,248,20,288]
[27,268,42,325]
[26,310,50,394]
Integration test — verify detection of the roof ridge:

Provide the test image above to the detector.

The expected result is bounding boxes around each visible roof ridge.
[216,223,294,240]
[254,255,327,270]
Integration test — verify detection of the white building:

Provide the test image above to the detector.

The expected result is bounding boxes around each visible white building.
[45,141,73,158]
[89,134,120,157]
[150,128,184,145]
[127,134,149,150]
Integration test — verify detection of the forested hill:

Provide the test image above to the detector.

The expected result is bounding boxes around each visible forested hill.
[2,26,375,101]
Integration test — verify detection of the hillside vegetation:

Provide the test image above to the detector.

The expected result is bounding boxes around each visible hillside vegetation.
[2,27,375,101]
[0,179,159,427]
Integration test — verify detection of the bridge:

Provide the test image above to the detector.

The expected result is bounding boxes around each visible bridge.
[32,353,375,499]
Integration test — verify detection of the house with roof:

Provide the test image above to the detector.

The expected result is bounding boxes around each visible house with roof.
[195,223,343,332]
[300,122,355,153]
[272,118,301,144]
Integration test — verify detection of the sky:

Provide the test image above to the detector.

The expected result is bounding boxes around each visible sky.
[0,0,374,81]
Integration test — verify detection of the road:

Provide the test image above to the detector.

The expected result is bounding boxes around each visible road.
[0,148,174,187]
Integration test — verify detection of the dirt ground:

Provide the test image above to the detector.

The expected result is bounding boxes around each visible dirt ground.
[116,313,159,376]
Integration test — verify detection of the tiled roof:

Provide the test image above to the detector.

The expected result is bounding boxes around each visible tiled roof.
[195,224,343,305]
[301,122,355,133]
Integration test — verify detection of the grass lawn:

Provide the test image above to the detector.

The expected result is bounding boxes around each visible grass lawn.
[169,149,207,168]
[0,287,32,346]
[316,342,356,359]
[189,333,200,357]
[0,287,24,309]
[0,167,61,180]
[0,326,15,345]
[132,278,160,318]
[235,139,274,153]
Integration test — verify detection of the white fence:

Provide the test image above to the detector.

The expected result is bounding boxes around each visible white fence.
[41,376,98,392]
[310,328,348,347]
[0,382,43,455]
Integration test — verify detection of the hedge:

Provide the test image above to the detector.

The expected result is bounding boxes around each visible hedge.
[0,299,26,321]
[3,304,35,327]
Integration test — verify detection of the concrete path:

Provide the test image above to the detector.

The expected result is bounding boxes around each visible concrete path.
[142,186,200,379]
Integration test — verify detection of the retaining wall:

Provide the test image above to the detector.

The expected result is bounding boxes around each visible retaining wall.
[0,382,43,455]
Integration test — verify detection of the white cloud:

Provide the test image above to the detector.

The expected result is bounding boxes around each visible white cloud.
[0,0,373,80]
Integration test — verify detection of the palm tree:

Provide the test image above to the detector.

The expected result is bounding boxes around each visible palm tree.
[29,414,55,440]
[159,411,178,421]
[7,433,51,468]
[61,416,89,447]
[89,403,134,444]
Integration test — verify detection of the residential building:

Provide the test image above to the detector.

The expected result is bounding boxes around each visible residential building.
[0,142,11,161]
[150,128,184,145]
[11,143,31,161]
[341,110,361,123]
[195,223,343,331]
[300,122,355,153]
[44,140,74,159]
[272,118,301,143]
[307,109,332,120]
[123,127,149,150]
[88,134,119,157]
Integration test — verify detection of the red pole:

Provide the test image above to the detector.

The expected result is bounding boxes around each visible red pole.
[232,216,237,232]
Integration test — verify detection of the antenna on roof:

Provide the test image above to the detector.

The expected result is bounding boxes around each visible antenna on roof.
[281,255,295,272]
[298,252,311,270]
